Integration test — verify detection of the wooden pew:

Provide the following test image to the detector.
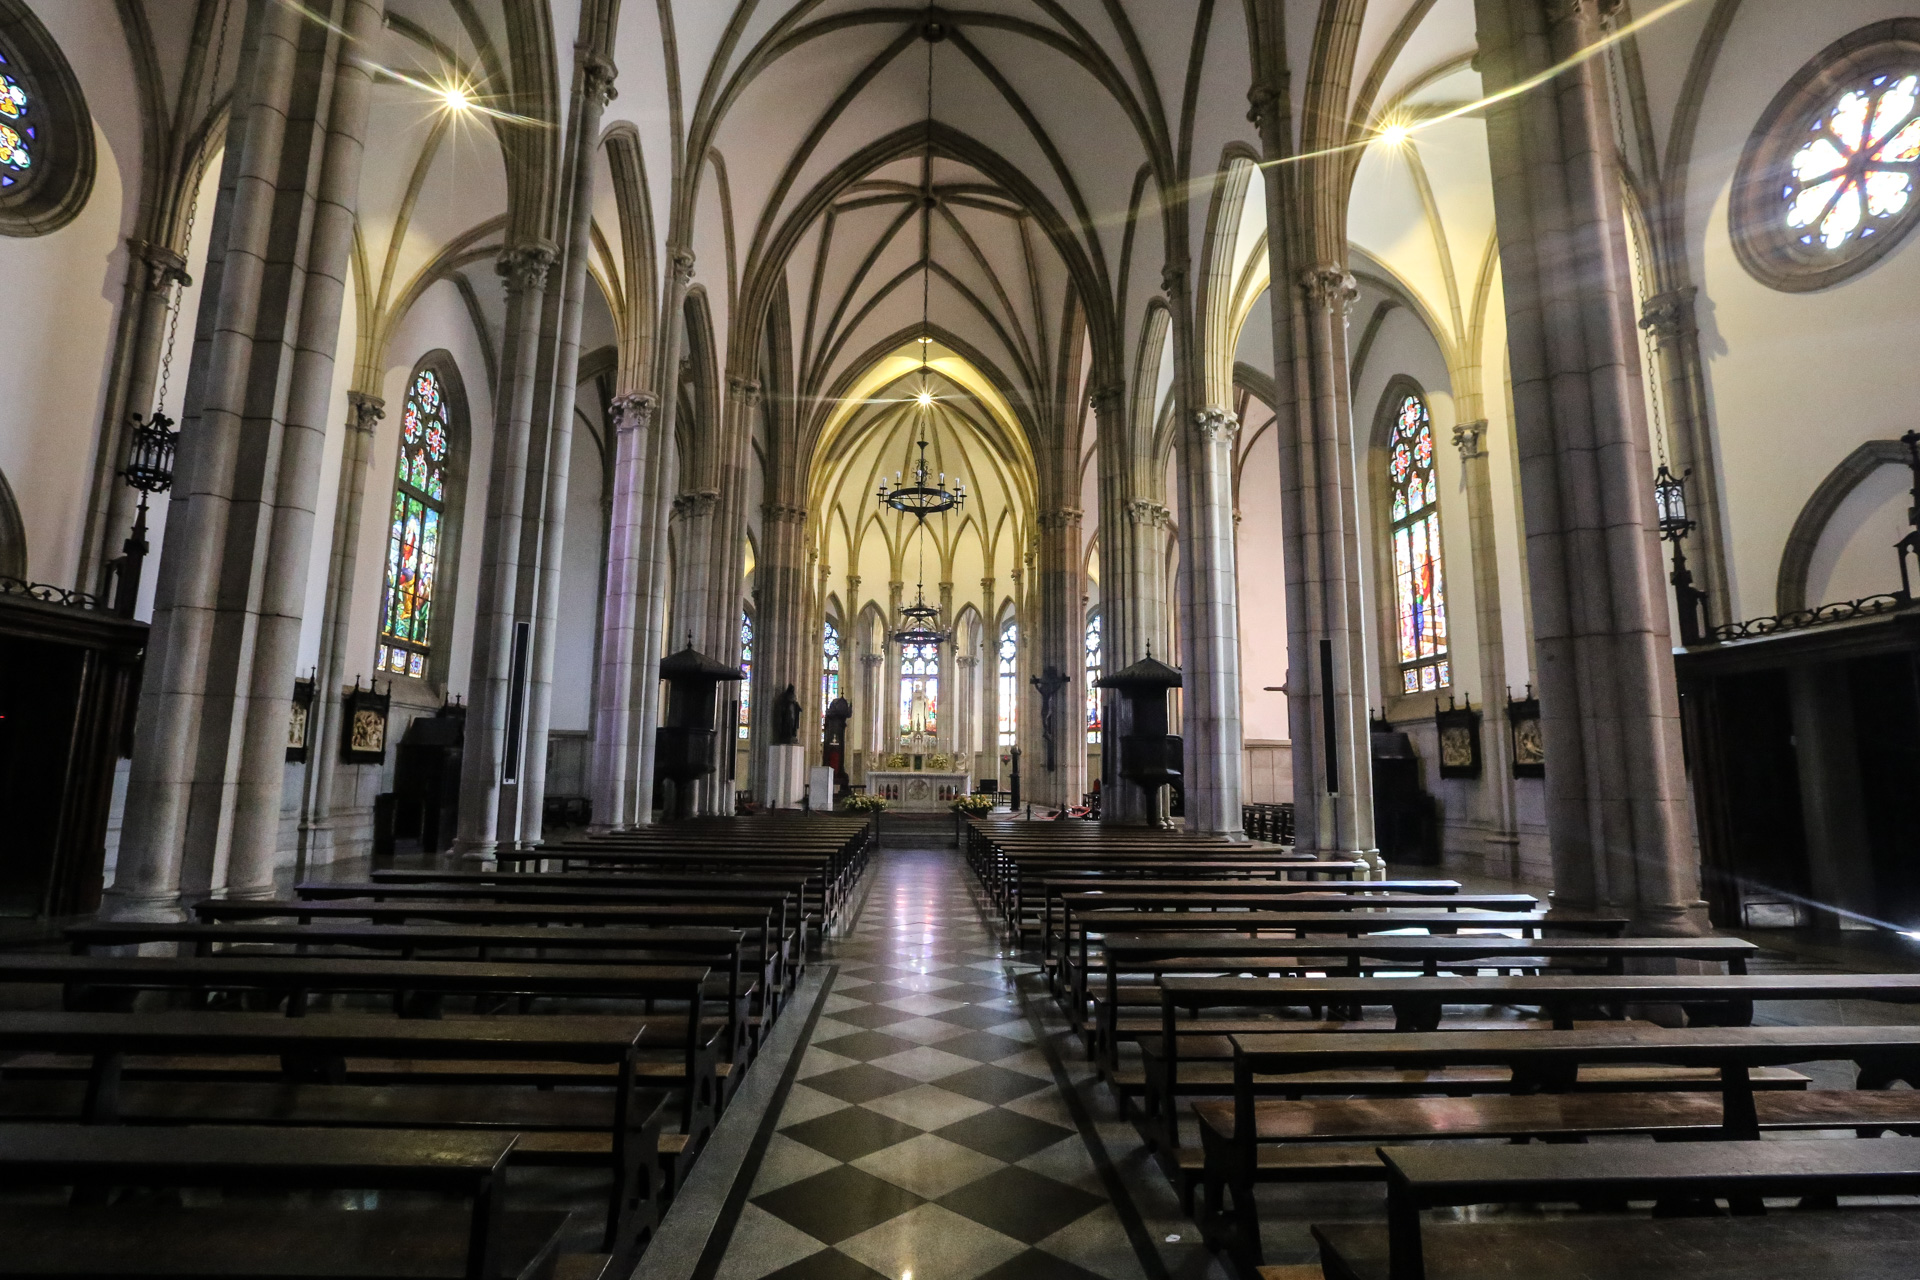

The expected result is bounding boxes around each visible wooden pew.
[0,1123,560,1280]
[1037,880,1467,981]
[1095,934,1759,1069]
[1203,1024,1920,1268]
[0,1010,659,1255]
[1061,908,1627,1038]
[75,918,766,1063]
[191,898,793,1021]
[1324,1138,1920,1280]
[1140,970,1920,1164]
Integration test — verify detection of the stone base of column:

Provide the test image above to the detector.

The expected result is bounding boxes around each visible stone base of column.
[98,888,189,923]
[451,837,499,861]
[763,745,806,809]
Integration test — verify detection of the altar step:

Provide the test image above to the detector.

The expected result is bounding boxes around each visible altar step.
[878,811,960,849]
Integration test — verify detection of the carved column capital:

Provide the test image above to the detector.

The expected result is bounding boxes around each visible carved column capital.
[611,391,657,433]
[671,248,696,286]
[761,501,807,524]
[497,240,559,294]
[1160,261,1189,294]
[1194,407,1241,444]
[1036,508,1083,533]
[1299,266,1359,313]
[1126,498,1171,528]
[1452,419,1488,461]
[129,238,191,292]
[579,50,618,105]
[347,392,386,434]
[729,376,762,407]
[861,653,884,669]
[1638,287,1698,343]
[1087,382,1125,417]
[672,489,720,519]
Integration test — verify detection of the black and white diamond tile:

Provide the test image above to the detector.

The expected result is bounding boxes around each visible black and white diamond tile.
[715,848,1151,1280]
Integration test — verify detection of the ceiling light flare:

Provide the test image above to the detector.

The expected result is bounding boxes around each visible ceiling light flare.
[916,389,935,407]
[441,83,473,112]
[1378,122,1411,148]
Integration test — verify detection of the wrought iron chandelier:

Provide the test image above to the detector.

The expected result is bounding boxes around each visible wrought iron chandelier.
[877,436,965,520]
[876,9,964,527]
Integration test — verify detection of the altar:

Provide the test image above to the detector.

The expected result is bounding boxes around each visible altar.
[868,769,970,811]
[866,735,970,813]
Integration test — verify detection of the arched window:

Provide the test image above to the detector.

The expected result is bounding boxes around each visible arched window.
[997,619,1018,747]
[900,641,939,737]
[822,617,841,709]
[376,368,453,680]
[1084,612,1103,744]
[0,3,95,235]
[1732,26,1920,291]
[1388,393,1449,693]
[738,610,753,738]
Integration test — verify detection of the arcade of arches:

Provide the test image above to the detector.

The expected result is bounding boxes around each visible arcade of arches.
[2,0,1919,930]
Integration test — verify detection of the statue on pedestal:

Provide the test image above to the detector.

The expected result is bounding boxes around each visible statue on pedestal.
[773,683,802,745]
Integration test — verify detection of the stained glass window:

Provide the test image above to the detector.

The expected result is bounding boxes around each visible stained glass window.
[997,620,1018,747]
[1084,613,1103,745]
[376,368,452,680]
[822,618,841,711]
[0,50,34,185]
[1784,73,1920,251]
[739,611,753,738]
[1388,394,1449,694]
[899,641,939,737]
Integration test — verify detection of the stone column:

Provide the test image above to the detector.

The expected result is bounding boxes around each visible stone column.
[1453,420,1520,867]
[1639,288,1729,626]
[935,580,955,754]
[883,580,903,753]
[859,651,884,773]
[454,240,558,856]
[979,576,999,775]
[111,0,379,914]
[1033,508,1085,809]
[224,0,381,895]
[628,252,696,825]
[1475,0,1702,932]
[1171,408,1247,836]
[589,391,656,832]
[297,390,384,865]
[751,500,809,794]
[516,51,618,846]
[85,240,192,597]
[1266,267,1379,868]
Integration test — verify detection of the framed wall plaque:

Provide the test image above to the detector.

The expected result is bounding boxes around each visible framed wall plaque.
[286,672,315,763]
[1508,686,1544,778]
[1434,696,1483,779]
[341,679,391,765]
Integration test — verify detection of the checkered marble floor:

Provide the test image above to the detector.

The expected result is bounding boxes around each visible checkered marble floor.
[714,849,1155,1280]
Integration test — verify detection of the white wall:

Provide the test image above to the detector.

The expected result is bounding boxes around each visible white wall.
[1688,1,1920,619]
[0,0,138,585]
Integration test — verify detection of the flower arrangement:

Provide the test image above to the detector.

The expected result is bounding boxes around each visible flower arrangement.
[951,793,996,816]
[842,793,889,813]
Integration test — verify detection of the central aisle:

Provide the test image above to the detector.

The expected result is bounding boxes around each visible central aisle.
[710,846,1217,1280]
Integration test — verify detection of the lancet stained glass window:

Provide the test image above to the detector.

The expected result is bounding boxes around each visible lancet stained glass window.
[997,620,1018,747]
[377,369,452,679]
[739,611,753,738]
[1784,72,1920,251]
[822,618,841,710]
[900,641,939,737]
[0,51,34,183]
[1388,393,1449,694]
[1084,613,1103,745]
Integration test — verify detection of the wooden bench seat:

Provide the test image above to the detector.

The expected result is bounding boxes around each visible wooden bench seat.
[1314,1209,1920,1280]
[0,1123,559,1280]
[0,1202,571,1280]
[1360,1137,1920,1280]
